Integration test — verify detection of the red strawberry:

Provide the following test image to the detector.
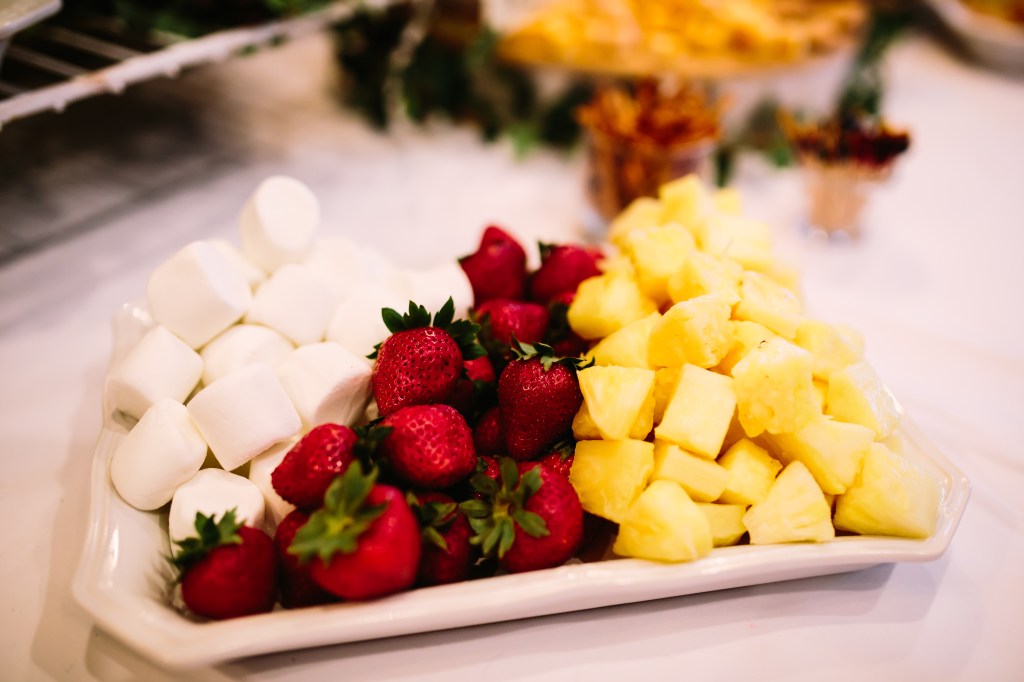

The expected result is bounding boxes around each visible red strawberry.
[498,341,588,461]
[545,292,589,358]
[475,299,550,352]
[371,299,485,416]
[378,404,477,489]
[477,455,500,480]
[171,510,277,620]
[460,458,583,573]
[409,492,473,586]
[473,406,504,456]
[290,464,420,600]
[459,225,528,303]
[539,441,575,478]
[529,242,603,304]
[445,355,497,418]
[274,509,336,609]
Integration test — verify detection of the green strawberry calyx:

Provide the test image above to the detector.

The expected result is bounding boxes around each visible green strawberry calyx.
[170,508,244,574]
[407,493,458,552]
[288,462,386,566]
[459,457,549,559]
[509,338,593,373]
[368,297,485,361]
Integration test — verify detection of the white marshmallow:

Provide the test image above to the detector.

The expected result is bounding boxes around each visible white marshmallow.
[187,363,301,471]
[239,175,319,272]
[146,241,252,349]
[168,468,266,543]
[110,399,208,511]
[210,238,267,290]
[302,236,367,301]
[200,324,294,387]
[407,262,475,318]
[326,280,410,361]
[106,325,203,420]
[245,264,338,346]
[277,342,373,429]
[363,247,414,297]
[248,438,298,532]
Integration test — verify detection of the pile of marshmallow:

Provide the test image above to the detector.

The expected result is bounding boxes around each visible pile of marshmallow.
[106,176,473,546]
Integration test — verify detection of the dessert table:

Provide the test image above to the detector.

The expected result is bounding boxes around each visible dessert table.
[1,29,1022,681]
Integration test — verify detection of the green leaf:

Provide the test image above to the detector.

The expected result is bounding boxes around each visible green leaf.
[499,457,520,491]
[169,509,243,572]
[469,473,499,498]
[459,498,491,518]
[513,510,550,539]
[433,297,455,329]
[381,307,405,334]
[423,526,449,552]
[519,468,544,498]
[538,241,555,261]
[481,523,502,557]
[497,517,517,557]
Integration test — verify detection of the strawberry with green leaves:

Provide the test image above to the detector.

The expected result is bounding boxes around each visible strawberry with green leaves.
[171,509,277,620]
[274,509,337,609]
[529,242,603,304]
[459,225,528,303]
[409,492,473,586]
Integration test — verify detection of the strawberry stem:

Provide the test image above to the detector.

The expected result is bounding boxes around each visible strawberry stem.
[169,509,243,573]
[459,457,549,559]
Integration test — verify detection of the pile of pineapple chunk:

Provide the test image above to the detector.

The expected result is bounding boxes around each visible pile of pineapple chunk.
[566,176,940,563]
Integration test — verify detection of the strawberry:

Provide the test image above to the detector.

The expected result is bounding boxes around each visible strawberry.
[272,423,389,511]
[409,492,473,586]
[529,242,603,304]
[445,355,497,419]
[473,406,504,456]
[171,510,277,620]
[274,509,336,609]
[460,458,583,573]
[474,299,550,356]
[377,404,477,489]
[289,463,420,600]
[545,292,589,358]
[459,225,528,303]
[498,341,589,461]
[477,455,500,481]
[539,440,575,478]
[371,298,485,417]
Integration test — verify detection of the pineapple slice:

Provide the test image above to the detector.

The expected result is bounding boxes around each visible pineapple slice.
[833,443,939,539]
[652,366,680,424]
[716,320,778,376]
[697,214,775,272]
[732,337,820,437]
[826,362,900,439]
[577,366,656,441]
[570,439,655,523]
[696,502,748,546]
[658,174,711,233]
[743,461,835,544]
[572,401,653,441]
[717,439,782,505]
[652,441,729,502]
[712,187,743,215]
[588,312,660,369]
[655,364,736,458]
[648,293,733,369]
[795,319,863,380]
[763,416,875,495]
[613,480,713,562]
[568,273,657,340]
[733,270,803,340]
[609,197,664,249]
[666,250,743,307]
[623,223,697,304]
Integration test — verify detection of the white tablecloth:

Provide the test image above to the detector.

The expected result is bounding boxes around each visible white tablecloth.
[1,30,1022,681]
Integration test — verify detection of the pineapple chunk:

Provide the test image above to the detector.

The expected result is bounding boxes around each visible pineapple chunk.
[811,379,828,412]
[648,294,733,369]
[833,443,939,538]
[795,319,863,380]
[712,187,743,215]
[826,362,900,439]
[658,174,711,233]
[568,274,657,340]
[749,259,803,298]
[716,320,778,376]
[652,366,680,424]
[572,393,654,441]
[717,439,782,505]
[733,271,803,340]
[697,214,775,272]
[652,441,729,502]
[623,223,697,304]
[613,480,713,562]
[655,364,735,458]
[666,250,743,307]
[598,255,636,277]
[570,439,655,523]
[588,312,660,369]
[696,503,748,546]
[763,416,875,495]
[609,197,664,248]
[743,461,835,544]
[732,337,819,437]
[577,366,656,441]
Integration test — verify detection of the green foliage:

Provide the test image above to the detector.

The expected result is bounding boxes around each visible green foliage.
[170,509,243,573]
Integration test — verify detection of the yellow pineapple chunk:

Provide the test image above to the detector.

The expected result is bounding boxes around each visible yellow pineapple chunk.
[577,366,656,441]
[588,312,660,369]
[652,441,729,502]
[609,197,664,248]
[652,366,680,424]
[598,254,636,277]
[712,187,743,215]
[623,223,697,303]
[666,250,743,307]
[833,443,939,538]
[743,461,835,544]
[568,274,657,340]
[716,320,778,376]
[733,270,803,340]
[826,362,900,439]
[570,439,654,523]
[655,365,735,458]
[572,393,654,441]
[658,174,711,233]
[811,379,828,412]
[613,480,713,562]
[732,337,819,437]
[717,439,782,505]
[697,214,775,272]
[837,324,865,357]
[696,503,748,546]
[763,416,875,495]
[648,294,733,369]
[749,259,803,298]
[795,319,863,380]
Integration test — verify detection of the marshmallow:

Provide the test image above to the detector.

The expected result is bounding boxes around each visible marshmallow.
[248,438,298,532]
[168,468,266,543]
[277,342,373,428]
[407,262,475,317]
[302,236,368,301]
[245,264,338,346]
[239,175,319,272]
[200,324,294,386]
[110,399,208,511]
[210,238,267,290]
[187,363,301,471]
[363,246,414,297]
[147,241,252,349]
[106,325,203,420]
[326,280,410,361]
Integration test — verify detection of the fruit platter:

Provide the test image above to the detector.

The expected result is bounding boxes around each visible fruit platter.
[73,175,969,669]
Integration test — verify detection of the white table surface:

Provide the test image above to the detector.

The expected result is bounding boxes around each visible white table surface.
[1,30,1023,681]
